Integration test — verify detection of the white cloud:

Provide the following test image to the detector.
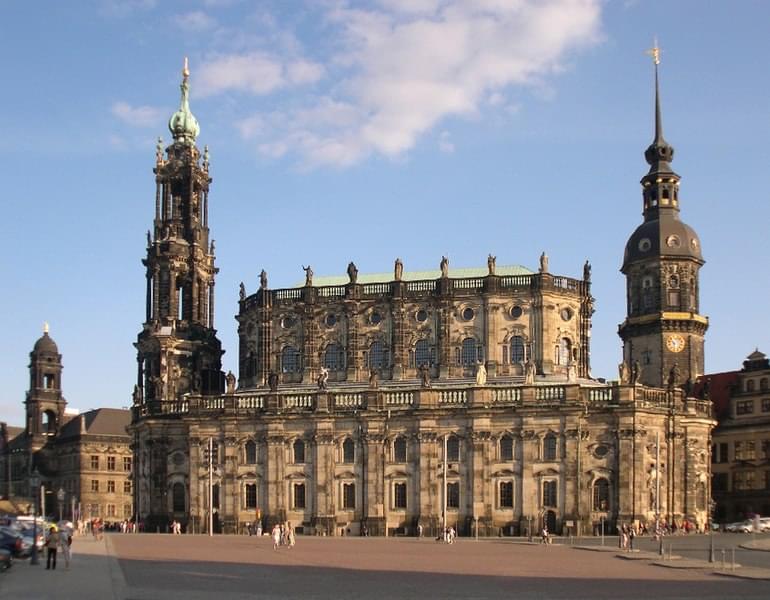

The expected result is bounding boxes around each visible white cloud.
[438,130,454,153]
[205,0,603,167]
[111,101,163,127]
[196,52,324,97]
[174,11,216,32]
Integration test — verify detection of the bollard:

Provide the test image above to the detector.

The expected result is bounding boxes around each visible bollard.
[658,537,664,557]
[721,549,726,570]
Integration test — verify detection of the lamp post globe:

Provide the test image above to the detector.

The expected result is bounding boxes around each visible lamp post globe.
[30,470,41,566]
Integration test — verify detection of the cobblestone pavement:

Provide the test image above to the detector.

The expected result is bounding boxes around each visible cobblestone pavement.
[107,534,770,600]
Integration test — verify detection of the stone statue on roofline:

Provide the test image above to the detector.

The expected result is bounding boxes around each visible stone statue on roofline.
[239,282,245,301]
[394,258,403,281]
[539,251,549,274]
[225,370,236,394]
[302,265,313,287]
[487,254,496,275]
[583,260,591,282]
[260,269,268,290]
[440,256,449,278]
[347,261,358,284]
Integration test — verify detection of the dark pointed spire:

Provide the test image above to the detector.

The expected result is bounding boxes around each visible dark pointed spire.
[644,42,674,173]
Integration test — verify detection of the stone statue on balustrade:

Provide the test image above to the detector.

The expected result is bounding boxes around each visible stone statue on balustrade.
[302,265,313,287]
[369,369,379,389]
[132,384,143,405]
[267,371,279,392]
[347,261,358,284]
[225,370,236,394]
[239,282,245,301]
[618,361,630,384]
[487,254,496,275]
[317,366,329,390]
[667,364,680,391]
[524,359,536,384]
[394,258,403,281]
[583,260,591,282]
[440,256,449,278]
[419,363,431,388]
[260,269,268,290]
[475,362,487,386]
[539,251,549,273]
[631,360,641,385]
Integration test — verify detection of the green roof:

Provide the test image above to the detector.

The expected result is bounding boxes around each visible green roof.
[296,264,534,288]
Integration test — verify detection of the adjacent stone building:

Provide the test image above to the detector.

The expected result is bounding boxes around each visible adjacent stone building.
[129,58,715,536]
[710,350,770,521]
[0,327,132,523]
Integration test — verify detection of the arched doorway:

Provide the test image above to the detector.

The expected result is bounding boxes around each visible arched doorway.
[545,510,557,534]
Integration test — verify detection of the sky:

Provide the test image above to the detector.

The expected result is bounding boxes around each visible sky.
[1,0,769,427]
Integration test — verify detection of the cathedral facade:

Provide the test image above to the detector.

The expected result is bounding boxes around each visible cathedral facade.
[129,59,715,536]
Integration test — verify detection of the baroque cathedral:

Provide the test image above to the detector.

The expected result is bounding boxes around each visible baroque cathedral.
[129,56,714,536]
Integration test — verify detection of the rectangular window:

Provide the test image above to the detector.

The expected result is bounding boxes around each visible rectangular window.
[667,290,680,308]
[106,504,116,517]
[499,481,513,508]
[447,481,460,509]
[762,398,770,413]
[736,400,754,415]
[124,481,132,494]
[735,441,756,461]
[293,483,306,509]
[90,504,100,517]
[394,482,407,509]
[543,480,557,507]
[123,457,132,472]
[734,471,756,491]
[245,484,257,509]
[91,480,99,492]
[107,480,115,493]
[711,444,716,464]
[124,504,133,518]
[719,443,728,464]
[107,456,116,471]
[342,483,355,509]
[90,456,99,470]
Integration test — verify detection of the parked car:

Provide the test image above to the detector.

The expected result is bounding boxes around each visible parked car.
[758,517,770,532]
[0,527,23,558]
[725,520,754,533]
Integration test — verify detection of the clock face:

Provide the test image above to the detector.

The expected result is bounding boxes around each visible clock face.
[666,334,685,353]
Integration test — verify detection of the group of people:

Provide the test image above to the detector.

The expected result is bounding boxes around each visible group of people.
[44,524,73,570]
[245,521,263,537]
[438,526,456,544]
[170,519,183,534]
[271,522,296,549]
[619,523,637,551]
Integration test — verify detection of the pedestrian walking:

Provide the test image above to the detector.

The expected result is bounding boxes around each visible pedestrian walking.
[629,525,636,551]
[287,525,296,549]
[45,526,60,570]
[417,523,423,538]
[272,524,281,550]
[60,528,72,569]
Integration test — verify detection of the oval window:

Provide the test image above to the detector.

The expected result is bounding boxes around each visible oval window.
[510,306,523,319]
[462,307,475,321]
[416,309,428,322]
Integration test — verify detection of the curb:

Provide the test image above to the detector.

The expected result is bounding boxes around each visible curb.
[104,535,128,600]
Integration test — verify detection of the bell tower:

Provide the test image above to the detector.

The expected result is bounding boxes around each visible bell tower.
[618,46,708,387]
[26,323,66,442]
[134,59,224,409]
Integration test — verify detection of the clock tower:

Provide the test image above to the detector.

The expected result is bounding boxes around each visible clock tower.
[618,48,708,388]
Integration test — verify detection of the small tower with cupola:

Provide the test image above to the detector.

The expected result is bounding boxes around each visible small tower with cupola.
[25,323,66,443]
[618,47,708,388]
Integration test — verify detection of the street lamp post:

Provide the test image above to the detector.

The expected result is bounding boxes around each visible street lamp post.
[30,470,41,566]
[708,498,716,563]
[57,488,65,523]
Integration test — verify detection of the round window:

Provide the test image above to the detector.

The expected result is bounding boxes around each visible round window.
[690,237,699,249]
[638,238,652,252]
[370,312,382,325]
[416,309,428,322]
[666,234,681,248]
[325,313,337,327]
[560,308,573,321]
[593,444,609,459]
[281,316,296,329]
[510,305,523,319]
[462,307,475,321]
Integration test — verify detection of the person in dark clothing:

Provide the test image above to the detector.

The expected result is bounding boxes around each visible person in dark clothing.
[45,526,60,570]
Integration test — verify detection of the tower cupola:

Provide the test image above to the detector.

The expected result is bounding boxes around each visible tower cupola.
[168,57,200,145]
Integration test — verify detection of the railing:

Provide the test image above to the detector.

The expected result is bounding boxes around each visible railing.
[588,387,614,404]
[550,276,580,292]
[536,386,565,402]
[284,394,314,409]
[334,393,364,408]
[274,288,302,301]
[202,397,225,410]
[439,390,467,404]
[500,275,532,288]
[385,391,414,406]
[454,278,484,290]
[406,280,436,293]
[492,387,521,404]
[362,283,390,295]
[237,395,264,409]
[318,286,345,298]
[639,388,669,407]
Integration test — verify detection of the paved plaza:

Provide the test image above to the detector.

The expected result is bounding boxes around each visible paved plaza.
[2,534,770,599]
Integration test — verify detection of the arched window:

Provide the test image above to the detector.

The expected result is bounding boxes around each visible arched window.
[461,338,478,366]
[281,346,301,373]
[592,478,609,511]
[543,433,557,461]
[342,438,355,463]
[510,336,525,364]
[500,435,514,461]
[369,341,387,369]
[446,435,460,462]
[415,339,432,367]
[747,380,756,393]
[293,439,305,464]
[761,378,768,391]
[557,338,571,366]
[324,343,345,371]
[43,374,55,389]
[393,436,407,463]
[42,410,57,436]
[244,440,257,465]
[172,482,186,513]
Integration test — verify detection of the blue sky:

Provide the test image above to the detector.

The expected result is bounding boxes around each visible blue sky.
[1,0,769,426]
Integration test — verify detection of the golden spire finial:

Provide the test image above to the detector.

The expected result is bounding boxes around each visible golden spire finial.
[43,322,49,334]
[183,56,190,80]
[646,38,661,66]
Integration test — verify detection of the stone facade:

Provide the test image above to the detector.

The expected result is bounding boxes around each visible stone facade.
[129,61,715,536]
